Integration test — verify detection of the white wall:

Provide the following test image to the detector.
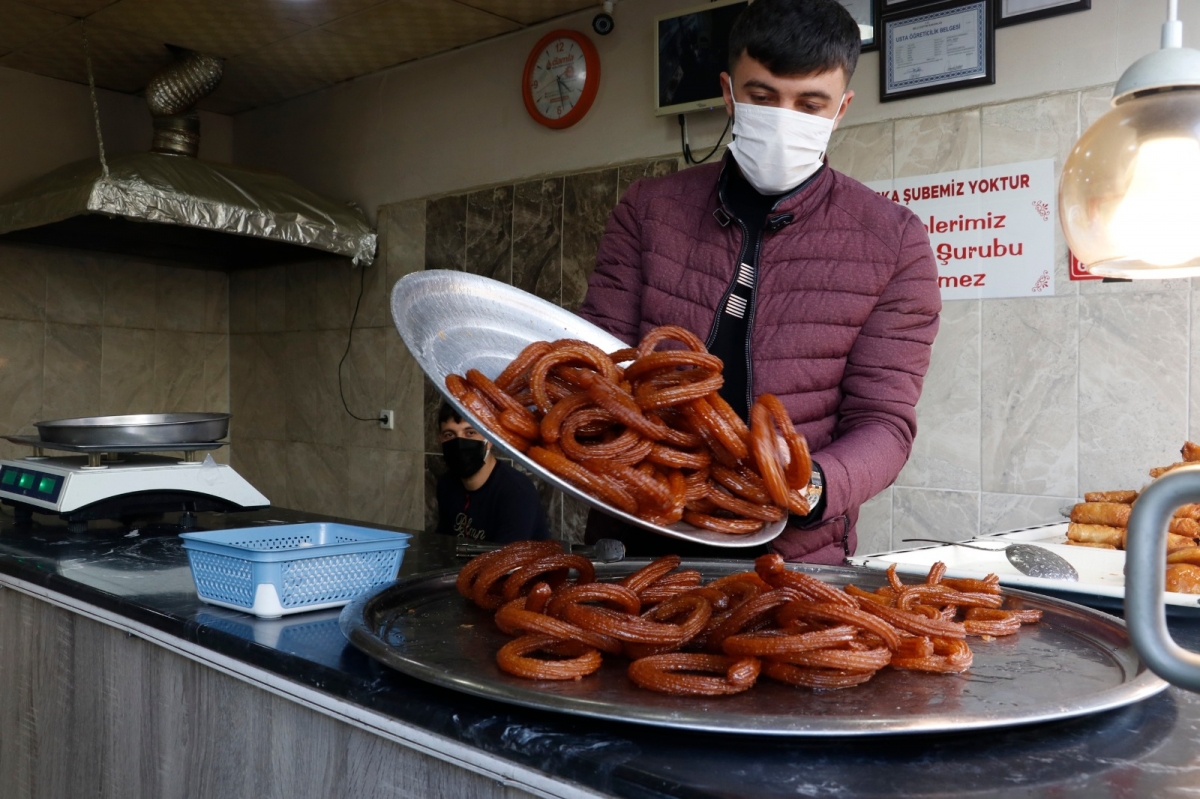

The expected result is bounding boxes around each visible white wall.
[0,66,232,198]
[232,0,1200,216]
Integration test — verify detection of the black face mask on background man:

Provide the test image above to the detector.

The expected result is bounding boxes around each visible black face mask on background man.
[441,437,488,480]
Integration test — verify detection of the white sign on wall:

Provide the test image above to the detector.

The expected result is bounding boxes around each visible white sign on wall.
[866,159,1056,300]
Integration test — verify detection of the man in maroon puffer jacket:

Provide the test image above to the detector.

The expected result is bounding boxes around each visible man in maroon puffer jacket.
[579,0,941,564]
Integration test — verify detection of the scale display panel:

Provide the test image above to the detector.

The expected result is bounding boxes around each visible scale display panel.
[0,464,64,504]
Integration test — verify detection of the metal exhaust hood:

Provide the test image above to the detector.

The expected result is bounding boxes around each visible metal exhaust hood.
[0,46,376,269]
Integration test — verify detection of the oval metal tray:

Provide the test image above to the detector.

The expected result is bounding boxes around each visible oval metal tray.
[35,413,231,446]
[340,560,1167,737]
[390,270,785,548]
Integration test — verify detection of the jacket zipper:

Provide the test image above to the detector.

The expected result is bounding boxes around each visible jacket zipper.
[704,216,752,352]
[742,231,765,414]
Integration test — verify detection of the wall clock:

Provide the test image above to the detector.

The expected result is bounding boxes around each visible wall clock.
[522,29,601,130]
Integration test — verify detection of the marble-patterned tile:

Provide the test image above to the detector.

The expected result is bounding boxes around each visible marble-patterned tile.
[43,322,102,420]
[347,446,388,525]
[155,265,208,332]
[286,441,349,518]
[1079,291,1189,493]
[465,186,513,284]
[0,244,47,322]
[561,493,590,545]
[425,195,466,273]
[204,271,229,333]
[424,373,444,454]
[980,493,1075,535]
[1080,84,1116,131]
[45,252,103,326]
[344,326,388,450]
[103,260,156,329]
[0,320,44,438]
[828,120,894,183]
[285,261,318,332]
[561,168,619,312]
[383,450,425,531]
[855,487,892,555]
[229,270,256,334]
[892,487,980,542]
[283,330,347,446]
[237,332,288,441]
[203,333,229,413]
[231,437,289,509]
[256,265,288,332]
[384,331,424,452]
[383,199,428,290]
[981,92,1079,169]
[313,259,354,331]
[512,178,563,305]
[356,259,389,331]
[895,111,980,179]
[981,296,1078,497]
[617,158,678,199]
[424,452,446,533]
[154,330,208,413]
[897,299,980,490]
[100,327,155,415]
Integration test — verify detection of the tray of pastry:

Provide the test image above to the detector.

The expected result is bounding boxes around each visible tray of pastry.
[390,270,789,548]
[339,559,1165,736]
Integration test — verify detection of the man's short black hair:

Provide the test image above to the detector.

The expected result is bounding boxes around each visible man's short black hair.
[437,401,464,428]
[728,0,860,81]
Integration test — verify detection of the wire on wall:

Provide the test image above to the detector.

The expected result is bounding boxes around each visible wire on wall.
[679,113,731,165]
[338,263,389,423]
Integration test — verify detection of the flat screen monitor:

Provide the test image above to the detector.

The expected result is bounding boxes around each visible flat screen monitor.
[654,0,749,116]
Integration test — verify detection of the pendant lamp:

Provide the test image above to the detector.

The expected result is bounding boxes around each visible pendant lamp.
[1060,0,1200,278]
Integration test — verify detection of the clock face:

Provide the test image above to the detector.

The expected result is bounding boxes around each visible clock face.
[529,37,589,122]
[522,30,600,130]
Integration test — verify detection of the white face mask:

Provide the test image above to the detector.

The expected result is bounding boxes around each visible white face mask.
[726,94,843,194]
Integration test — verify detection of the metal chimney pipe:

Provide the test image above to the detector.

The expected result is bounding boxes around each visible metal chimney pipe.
[145,46,223,157]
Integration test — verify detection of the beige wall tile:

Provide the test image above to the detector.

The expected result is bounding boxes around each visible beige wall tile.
[101,327,155,415]
[231,333,288,441]
[981,493,1075,535]
[383,449,424,530]
[0,244,47,322]
[1080,291,1188,493]
[895,110,980,179]
[283,330,349,446]
[156,266,208,332]
[892,487,979,542]
[982,296,1078,497]
[154,330,208,412]
[43,322,102,420]
[205,271,229,333]
[103,261,157,329]
[384,332,424,453]
[855,487,892,555]
[897,299,980,490]
[344,326,388,450]
[313,260,354,330]
[348,446,388,525]
[204,333,229,412]
[286,261,318,332]
[382,199,428,292]
[0,319,44,439]
[232,437,289,509]
[230,270,256,334]
[286,441,349,517]
[44,252,103,326]
[828,120,893,183]
[256,265,288,332]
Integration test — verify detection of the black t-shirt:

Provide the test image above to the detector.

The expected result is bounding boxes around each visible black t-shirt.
[435,460,552,544]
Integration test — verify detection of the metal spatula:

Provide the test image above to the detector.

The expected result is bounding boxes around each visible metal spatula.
[901,538,1079,581]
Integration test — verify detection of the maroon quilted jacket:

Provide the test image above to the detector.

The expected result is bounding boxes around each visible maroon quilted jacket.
[579,157,941,564]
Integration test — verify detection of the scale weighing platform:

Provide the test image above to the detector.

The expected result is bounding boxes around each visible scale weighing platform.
[1,436,269,533]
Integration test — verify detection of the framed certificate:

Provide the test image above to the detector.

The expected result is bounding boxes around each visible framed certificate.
[996,0,1090,28]
[836,0,879,51]
[879,0,994,102]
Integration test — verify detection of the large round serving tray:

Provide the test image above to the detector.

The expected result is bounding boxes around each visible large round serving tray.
[35,412,231,446]
[390,270,785,548]
[340,560,1167,736]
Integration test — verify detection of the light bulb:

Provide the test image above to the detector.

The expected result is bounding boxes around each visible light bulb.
[1108,136,1200,266]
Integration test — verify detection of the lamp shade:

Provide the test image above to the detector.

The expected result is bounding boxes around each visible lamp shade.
[1060,88,1200,279]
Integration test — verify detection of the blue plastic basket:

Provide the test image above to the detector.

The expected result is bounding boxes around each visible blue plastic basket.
[180,523,411,618]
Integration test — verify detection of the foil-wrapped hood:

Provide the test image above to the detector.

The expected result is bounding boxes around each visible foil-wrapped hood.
[0,152,377,268]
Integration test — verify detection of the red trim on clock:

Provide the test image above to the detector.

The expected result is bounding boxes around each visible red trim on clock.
[522,29,601,130]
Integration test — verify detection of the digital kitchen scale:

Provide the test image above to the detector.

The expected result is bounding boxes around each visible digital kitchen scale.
[1,436,269,533]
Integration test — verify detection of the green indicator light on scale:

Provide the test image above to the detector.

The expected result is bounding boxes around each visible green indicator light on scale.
[37,477,56,494]
[17,473,35,490]
[0,470,15,486]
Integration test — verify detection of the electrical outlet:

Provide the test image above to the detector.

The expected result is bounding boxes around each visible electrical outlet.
[380,410,395,430]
